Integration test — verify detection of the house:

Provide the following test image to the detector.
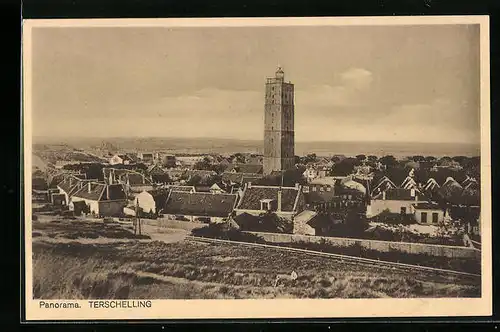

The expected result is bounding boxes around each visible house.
[163,191,238,223]
[162,155,177,168]
[412,203,445,225]
[56,175,96,206]
[367,188,427,218]
[166,169,187,182]
[302,165,328,182]
[226,163,263,174]
[134,188,170,216]
[210,182,231,194]
[302,177,336,204]
[233,183,306,221]
[70,182,128,217]
[222,172,263,186]
[51,193,67,206]
[194,185,211,193]
[147,164,166,176]
[167,185,196,193]
[370,175,397,197]
[112,170,154,194]
[137,152,154,164]
[176,155,205,166]
[184,169,217,181]
[109,154,134,166]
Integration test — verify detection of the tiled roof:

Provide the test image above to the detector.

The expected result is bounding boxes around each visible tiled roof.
[126,172,151,186]
[413,202,443,210]
[57,177,79,196]
[168,185,195,192]
[164,192,238,218]
[236,185,300,212]
[73,183,127,201]
[227,164,263,174]
[185,170,216,178]
[222,172,262,184]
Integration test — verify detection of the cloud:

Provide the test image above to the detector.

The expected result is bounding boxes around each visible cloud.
[340,67,374,90]
[296,67,374,109]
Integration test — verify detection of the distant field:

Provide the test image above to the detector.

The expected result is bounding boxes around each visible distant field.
[31,220,480,300]
[32,137,480,158]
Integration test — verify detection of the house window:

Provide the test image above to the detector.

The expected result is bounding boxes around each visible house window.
[319,187,324,192]
[302,186,310,193]
[326,187,331,192]
[432,212,439,224]
[312,187,317,192]
[348,195,352,200]
[421,212,428,223]
[401,207,407,214]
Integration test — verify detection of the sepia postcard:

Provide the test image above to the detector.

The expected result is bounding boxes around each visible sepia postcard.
[22,16,491,321]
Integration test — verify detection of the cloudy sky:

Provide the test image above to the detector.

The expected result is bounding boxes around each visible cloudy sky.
[30,24,480,144]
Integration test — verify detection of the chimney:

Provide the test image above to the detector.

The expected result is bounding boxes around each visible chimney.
[295,183,300,190]
[382,191,386,200]
[69,176,73,187]
[410,188,416,197]
[108,171,113,185]
[248,182,252,188]
[277,189,282,212]
[88,183,92,193]
[106,185,110,200]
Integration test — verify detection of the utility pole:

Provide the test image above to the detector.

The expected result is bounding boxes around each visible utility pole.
[136,199,141,236]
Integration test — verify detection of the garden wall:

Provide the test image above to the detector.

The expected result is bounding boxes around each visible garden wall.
[243,231,481,259]
[144,218,208,231]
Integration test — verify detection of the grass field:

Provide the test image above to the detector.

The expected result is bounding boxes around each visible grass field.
[31,219,481,300]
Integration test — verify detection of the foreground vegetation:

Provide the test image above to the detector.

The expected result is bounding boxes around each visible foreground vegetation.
[32,220,480,300]
[191,223,481,274]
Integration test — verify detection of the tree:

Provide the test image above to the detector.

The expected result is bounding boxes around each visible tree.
[424,156,437,162]
[331,157,360,176]
[302,153,317,164]
[411,155,425,162]
[379,155,397,168]
[355,154,366,162]
[258,211,293,233]
[294,155,301,165]
[367,155,378,163]
[209,163,228,174]
[452,156,469,165]
[331,156,342,164]
[193,157,212,171]
[152,173,172,184]
[186,175,202,186]
[231,153,246,164]
[202,174,222,186]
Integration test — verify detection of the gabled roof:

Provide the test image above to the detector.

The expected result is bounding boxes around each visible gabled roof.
[401,176,418,189]
[164,192,238,218]
[226,163,263,174]
[236,185,301,212]
[371,176,397,194]
[72,183,127,201]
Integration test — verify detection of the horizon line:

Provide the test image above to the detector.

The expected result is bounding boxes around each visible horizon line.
[32,135,480,146]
